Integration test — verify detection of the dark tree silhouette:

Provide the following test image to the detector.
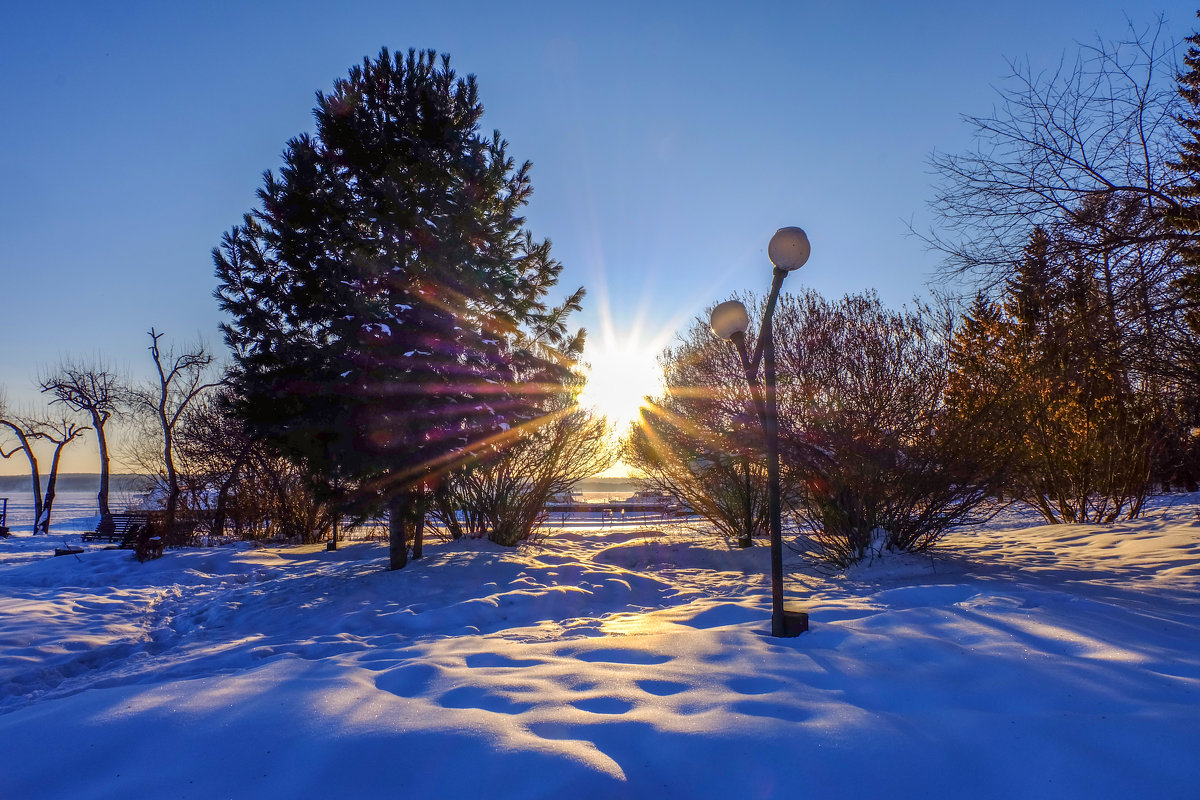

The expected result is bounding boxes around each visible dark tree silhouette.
[1,410,89,534]
[214,49,584,569]
[1167,14,1200,438]
[132,328,221,538]
[0,413,43,529]
[1168,14,1200,261]
[40,361,125,533]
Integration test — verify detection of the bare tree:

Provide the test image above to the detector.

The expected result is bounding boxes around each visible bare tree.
[168,389,338,545]
[131,329,221,534]
[31,416,89,533]
[635,291,1001,566]
[0,400,89,533]
[926,15,1199,444]
[926,17,1183,285]
[0,409,43,529]
[41,360,126,533]
[773,292,1004,564]
[172,390,253,539]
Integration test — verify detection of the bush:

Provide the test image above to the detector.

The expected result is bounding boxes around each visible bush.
[433,406,614,546]
[775,291,1000,565]
[623,310,768,548]
[635,289,999,566]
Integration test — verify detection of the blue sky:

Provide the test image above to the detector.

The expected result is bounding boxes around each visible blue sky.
[1,0,1195,473]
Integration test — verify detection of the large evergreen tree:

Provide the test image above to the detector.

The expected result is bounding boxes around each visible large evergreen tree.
[1170,20,1200,262]
[214,49,583,568]
[1167,19,1200,447]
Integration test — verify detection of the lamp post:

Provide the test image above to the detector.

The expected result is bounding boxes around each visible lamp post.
[710,226,811,638]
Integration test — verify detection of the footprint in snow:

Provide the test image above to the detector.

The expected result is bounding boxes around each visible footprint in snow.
[730,699,810,723]
[726,676,787,696]
[438,686,535,714]
[572,696,634,714]
[571,648,671,665]
[464,652,544,669]
[637,679,689,696]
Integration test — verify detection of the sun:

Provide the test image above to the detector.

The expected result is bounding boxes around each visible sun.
[578,336,665,437]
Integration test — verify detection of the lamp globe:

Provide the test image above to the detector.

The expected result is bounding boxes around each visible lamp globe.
[710,300,750,340]
[768,227,811,271]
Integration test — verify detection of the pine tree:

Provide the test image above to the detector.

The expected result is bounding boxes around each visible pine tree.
[1170,21,1200,260]
[946,226,1155,522]
[214,49,583,568]
[1005,227,1055,336]
[1168,19,1200,444]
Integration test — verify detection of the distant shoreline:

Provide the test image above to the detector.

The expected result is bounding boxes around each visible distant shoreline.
[0,474,154,494]
[0,473,637,495]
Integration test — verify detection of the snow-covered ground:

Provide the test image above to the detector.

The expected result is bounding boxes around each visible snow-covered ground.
[1,492,1198,798]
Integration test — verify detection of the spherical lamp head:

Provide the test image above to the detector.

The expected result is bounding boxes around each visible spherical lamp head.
[768,226,811,271]
[710,300,750,340]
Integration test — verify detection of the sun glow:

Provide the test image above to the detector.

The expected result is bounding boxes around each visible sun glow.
[578,336,666,439]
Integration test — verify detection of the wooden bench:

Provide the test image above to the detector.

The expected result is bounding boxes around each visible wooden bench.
[82,513,149,544]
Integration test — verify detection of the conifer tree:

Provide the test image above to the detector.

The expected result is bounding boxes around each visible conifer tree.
[214,49,583,568]
[1170,20,1200,264]
[946,227,1155,522]
[944,292,1012,467]
[1168,18,1200,439]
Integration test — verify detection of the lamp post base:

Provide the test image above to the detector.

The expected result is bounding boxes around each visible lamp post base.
[774,607,809,638]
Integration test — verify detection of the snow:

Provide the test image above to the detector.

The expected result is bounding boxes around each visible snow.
[1,492,1198,798]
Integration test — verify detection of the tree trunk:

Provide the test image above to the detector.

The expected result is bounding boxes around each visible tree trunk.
[40,442,70,534]
[94,414,112,532]
[159,393,180,535]
[411,492,426,560]
[164,420,180,535]
[1,422,42,530]
[388,492,410,570]
[435,486,464,540]
[28,450,43,532]
[213,452,249,539]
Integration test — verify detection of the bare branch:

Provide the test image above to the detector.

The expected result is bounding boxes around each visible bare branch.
[924,16,1183,287]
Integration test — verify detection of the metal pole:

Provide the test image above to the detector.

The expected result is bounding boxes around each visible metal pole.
[763,316,785,638]
[722,264,802,637]
[750,269,788,376]
[741,437,752,548]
